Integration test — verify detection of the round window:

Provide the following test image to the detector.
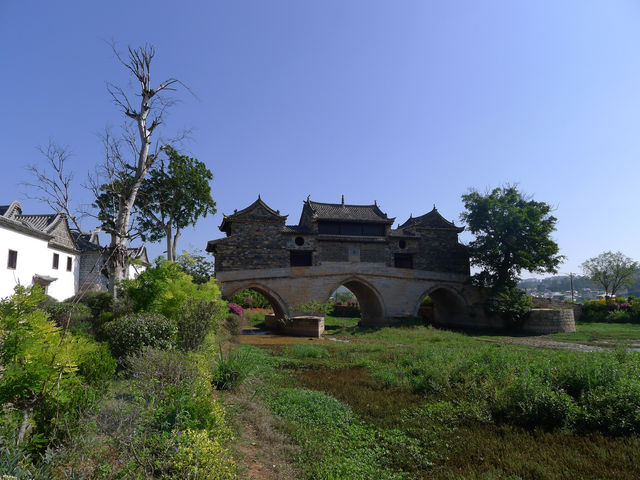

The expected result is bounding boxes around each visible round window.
[295,237,305,246]
[399,240,406,249]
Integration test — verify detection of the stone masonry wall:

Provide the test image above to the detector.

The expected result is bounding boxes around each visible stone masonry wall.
[78,251,108,291]
[521,308,576,334]
[413,231,469,274]
[319,242,349,262]
[215,222,289,272]
[359,243,389,263]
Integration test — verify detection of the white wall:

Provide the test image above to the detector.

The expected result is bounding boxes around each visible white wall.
[0,225,79,301]
[128,263,147,279]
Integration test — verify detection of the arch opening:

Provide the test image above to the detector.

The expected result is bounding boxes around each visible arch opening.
[417,286,466,326]
[328,278,385,326]
[228,285,288,327]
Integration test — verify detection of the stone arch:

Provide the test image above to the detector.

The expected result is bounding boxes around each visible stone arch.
[413,284,468,326]
[325,276,386,326]
[226,283,289,319]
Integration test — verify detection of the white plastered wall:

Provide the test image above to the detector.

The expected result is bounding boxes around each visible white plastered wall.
[128,263,147,279]
[0,225,79,301]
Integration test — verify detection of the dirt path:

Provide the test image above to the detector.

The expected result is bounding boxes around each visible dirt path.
[480,336,608,352]
[223,380,299,480]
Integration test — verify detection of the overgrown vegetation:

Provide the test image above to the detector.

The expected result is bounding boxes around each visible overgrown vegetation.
[0,259,235,479]
[229,321,640,479]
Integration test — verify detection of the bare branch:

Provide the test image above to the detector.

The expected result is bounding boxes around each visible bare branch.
[22,140,88,234]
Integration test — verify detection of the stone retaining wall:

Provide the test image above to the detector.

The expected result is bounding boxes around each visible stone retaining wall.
[521,308,576,334]
[264,314,325,337]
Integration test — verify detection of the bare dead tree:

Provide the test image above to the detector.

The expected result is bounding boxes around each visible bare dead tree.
[23,140,88,233]
[93,43,187,294]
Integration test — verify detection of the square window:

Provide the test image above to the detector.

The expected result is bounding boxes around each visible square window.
[290,250,312,267]
[7,250,17,269]
[52,253,59,269]
[394,253,413,269]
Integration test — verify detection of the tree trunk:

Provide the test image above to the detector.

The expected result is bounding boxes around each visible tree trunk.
[17,406,33,444]
[108,232,130,297]
[171,229,181,262]
[165,223,173,261]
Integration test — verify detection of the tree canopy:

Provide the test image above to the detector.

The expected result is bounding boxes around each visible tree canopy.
[136,146,216,261]
[581,251,639,298]
[460,185,564,288]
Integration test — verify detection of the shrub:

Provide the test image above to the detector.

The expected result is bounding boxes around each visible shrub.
[230,289,271,309]
[227,302,243,316]
[170,428,236,479]
[176,298,226,351]
[223,314,241,336]
[76,290,113,317]
[212,347,253,390]
[102,312,177,362]
[492,374,577,430]
[44,302,92,331]
[607,309,632,323]
[486,286,532,326]
[129,348,199,400]
[0,286,113,449]
[576,379,640,435]
[118,259,224,320]
[293,300,329,315]
[75,340,117,390]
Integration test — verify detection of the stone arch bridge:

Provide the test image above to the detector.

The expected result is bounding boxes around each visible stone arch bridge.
[207,196,489,329]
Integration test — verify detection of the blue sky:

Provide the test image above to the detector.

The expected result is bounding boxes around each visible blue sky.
[1,1,639,276]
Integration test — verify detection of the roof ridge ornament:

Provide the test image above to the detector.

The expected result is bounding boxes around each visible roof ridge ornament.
[341,194,345,205]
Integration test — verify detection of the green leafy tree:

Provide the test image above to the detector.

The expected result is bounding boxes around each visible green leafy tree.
[176,249,215,284]
[461,186,563,325]
[136,147,216,261]
[460,185,564,288]
[581,251,639,298]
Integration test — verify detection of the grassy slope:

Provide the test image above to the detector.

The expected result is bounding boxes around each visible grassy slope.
[231,321,640,480]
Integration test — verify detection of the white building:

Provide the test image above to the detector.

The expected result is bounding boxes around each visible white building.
[0,201,79,301]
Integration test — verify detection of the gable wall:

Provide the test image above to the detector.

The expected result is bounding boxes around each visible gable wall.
[48,219,77,250]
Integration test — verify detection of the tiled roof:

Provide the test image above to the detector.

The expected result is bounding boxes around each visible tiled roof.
[399,207,463,232]
[306,200,394,223]
[16,214,58,233]
[128,246,151,266]
[387,229,417,238]
[71,231,102,251]
[282,225,313,234]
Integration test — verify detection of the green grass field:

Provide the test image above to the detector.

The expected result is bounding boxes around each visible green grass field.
[229,321,640,479]
[548,322,640,344]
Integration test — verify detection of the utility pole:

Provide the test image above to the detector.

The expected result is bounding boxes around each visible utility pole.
[569,272,575,303]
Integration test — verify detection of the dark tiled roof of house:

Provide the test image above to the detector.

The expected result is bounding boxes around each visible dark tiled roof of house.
[282,225,314,234]
[16,214,58,232]
[1,201,23,219]
[71,231,102,251]
[306,200,394,224]
[128,246,151,266]
[399,207,463,232]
